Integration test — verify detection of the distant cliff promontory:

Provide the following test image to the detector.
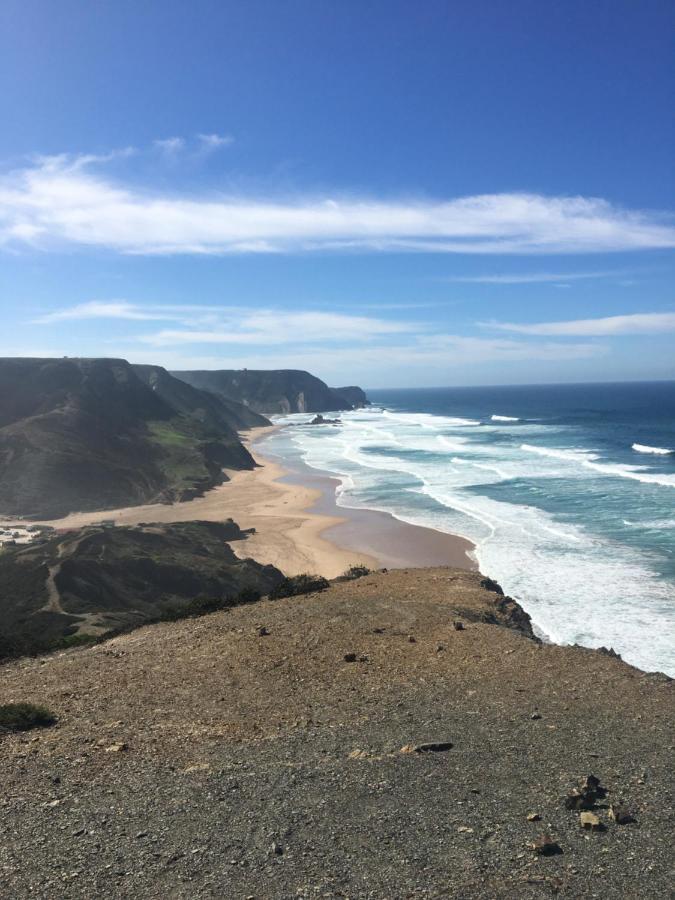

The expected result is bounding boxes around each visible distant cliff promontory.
[172,368,368,415]
[0,358,265,519]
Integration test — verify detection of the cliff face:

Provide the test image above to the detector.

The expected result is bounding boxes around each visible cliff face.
[0,520,283,655]
[132,364,270,430]
[332,385,369,408]
[0,358,259,519]
[172,369,367,415]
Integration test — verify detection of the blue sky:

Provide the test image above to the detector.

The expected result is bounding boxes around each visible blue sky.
[1,0,674,387]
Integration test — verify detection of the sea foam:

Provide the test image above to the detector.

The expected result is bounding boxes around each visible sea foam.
[268,403,675,675]
[491,414,520,422]
[632,443,673,455]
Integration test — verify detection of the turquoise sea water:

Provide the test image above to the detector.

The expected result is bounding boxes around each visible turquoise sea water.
[263,382,675,676]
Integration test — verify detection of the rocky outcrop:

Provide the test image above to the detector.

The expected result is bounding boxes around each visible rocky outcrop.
[0,520,283,654]
[333,386,369,408]
[0,358,259,519]
[172,369,367,415]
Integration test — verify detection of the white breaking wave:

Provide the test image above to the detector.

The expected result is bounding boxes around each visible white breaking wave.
[264,406,675,675]
[632,443,673,455]
[382,410,481,428]
[522,443,675,488]
[491,414,520,422]
[521,443,600,462]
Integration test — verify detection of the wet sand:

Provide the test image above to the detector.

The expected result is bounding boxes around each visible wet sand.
[14,425,475,578]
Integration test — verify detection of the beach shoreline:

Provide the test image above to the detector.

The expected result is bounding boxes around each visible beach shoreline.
[5,424,476,580]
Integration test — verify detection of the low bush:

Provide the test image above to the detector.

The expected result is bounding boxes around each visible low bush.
[0,702,57,732]
[269,573,330,600]
[159,588,262,622]
[337,564,371,582]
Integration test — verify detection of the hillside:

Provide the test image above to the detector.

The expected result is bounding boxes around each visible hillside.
[0,520,282,657]
[132,364,270,430]
[332,385,369,407]
[172,368,367,414]
[0,358,261,519]
[0,567,671,898]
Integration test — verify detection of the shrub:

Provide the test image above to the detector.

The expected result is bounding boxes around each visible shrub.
[337,564,371,582]
[269,573,329,600]
[0,702,57,731]
[159,588,262,622]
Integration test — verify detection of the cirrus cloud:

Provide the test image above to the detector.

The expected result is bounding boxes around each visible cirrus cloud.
[2,153,674,256]
[485,311,675,336]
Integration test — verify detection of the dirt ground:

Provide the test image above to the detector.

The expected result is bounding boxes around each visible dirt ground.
[1,568,672,898]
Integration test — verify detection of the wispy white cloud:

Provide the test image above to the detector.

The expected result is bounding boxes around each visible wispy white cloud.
[2,154,674,256]
[137,311,412,346]
[444,269,629,284]
[32,300,182,324]
[485,311,675,336]
[197,133,234,152]
[154,137,185,156]
[117,336,605,379]
[32,302,412,345]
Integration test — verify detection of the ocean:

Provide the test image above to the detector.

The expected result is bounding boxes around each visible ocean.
[263,381,675,676]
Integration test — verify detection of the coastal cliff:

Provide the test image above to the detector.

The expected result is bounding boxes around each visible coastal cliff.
[1,566,671,898]
[172,368,367,414]
[0,358,260,519]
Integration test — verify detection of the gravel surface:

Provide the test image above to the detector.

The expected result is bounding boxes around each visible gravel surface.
[1,568,672,898]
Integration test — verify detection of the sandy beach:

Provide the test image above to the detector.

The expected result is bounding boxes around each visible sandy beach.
[15,425,475,579]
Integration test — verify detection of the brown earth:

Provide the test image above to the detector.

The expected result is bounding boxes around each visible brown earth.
[0,568,672,898]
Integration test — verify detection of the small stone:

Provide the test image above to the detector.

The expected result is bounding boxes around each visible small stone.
[348,749,370,760]
[565,788,594,810]
[457,826,474,833]
[609,804,634,825]
[530,712,542,720]
[72,828,85,837]
[271,842,283,856]
[526,813,541,822]
[528,835,562,856]
[104,742,128,753]
[453,621,465,631]
[399,741,453,754]
[436,643,445,652]
[580,811,603,831]
[408,635,416,643]
[343,653,357,662]
[373,627,385,634]
[136,831,148,839]
[257,626,269,637]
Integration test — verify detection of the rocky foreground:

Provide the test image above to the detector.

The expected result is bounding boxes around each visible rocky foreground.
[0,568,672,898]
